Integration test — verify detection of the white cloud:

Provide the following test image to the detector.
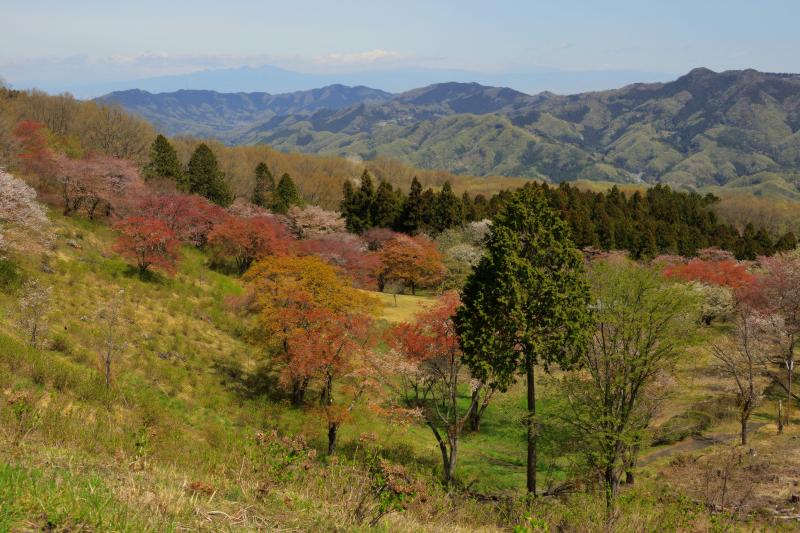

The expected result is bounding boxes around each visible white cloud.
[313,49,401,66]
[0,52,280,85]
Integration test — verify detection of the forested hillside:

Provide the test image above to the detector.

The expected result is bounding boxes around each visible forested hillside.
[104,69,800,199]
[5,81,800,532]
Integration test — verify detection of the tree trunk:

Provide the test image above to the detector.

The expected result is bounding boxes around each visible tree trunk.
[429,424,452,485]
[787,353,794,426]
[327,422,338,455]
[105,352,111,388]
[291,378,308,406]
[741,415,748,446]
[526,355,537,496]
[411,282,416,296]
[448,434,458,482]
[778,400,784,434]
[604,463,618,515]
[468,388,481,432]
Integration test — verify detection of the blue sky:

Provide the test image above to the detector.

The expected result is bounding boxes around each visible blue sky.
[1,0,798,94]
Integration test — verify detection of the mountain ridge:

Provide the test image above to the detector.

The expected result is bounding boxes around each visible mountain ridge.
[101,69,800,198]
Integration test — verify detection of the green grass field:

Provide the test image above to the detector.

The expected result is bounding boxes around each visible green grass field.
[1,212,796,530]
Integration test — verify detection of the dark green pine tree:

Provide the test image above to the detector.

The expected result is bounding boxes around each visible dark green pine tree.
[144,134,184,187]
[342,170,375,233]
[455,184,592,496]
[340,181,360,232]
[252,162,275,208]
[462,192,476,222]
[736,223,760,260]
[371,180,401,229]
[419,188,437,232]
[272,173,303,214]
[399,176,424,233]
[472,194,488,220]
[186,143,232,206]
[432,181,464,232]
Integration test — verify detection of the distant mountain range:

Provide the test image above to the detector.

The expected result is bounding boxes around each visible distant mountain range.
[99,85,393,139]
[10,62,673,98]
[101,68,800,198]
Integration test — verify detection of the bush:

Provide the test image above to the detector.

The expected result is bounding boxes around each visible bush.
[652,398,733,445]
[0,258,20,289]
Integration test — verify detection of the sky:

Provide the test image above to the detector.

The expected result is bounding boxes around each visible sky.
[1,0,799,95]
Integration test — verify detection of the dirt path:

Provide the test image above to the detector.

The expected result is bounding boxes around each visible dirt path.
[639,422,768,467]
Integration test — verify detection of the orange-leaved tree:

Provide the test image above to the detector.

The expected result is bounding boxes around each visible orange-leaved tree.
[244,254,377,454]
[377,234,445,294]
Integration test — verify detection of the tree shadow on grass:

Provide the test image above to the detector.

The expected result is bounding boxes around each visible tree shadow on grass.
[123,265,168,284]
[212,357,284,402]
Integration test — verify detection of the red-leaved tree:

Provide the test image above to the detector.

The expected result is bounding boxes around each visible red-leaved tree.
[207,215,291,274]
[290,309,375,453]
[382,292,490,485]
[13,120,58,178]
[663,259,755,290]
[138,193,228,247]
[113,217,180,275]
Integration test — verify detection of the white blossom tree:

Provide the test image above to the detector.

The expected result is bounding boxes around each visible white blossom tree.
[0,169,49,255]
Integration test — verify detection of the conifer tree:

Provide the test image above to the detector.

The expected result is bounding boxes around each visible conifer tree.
[186,143,232,206]
[433,181,464,232]
[400,176,424,233]
[272,173,303,214]
[341,170,376,233]
[371,180,400,228]
[144,134,184,187]
[340,181,359,231]
[420,188,437,232]
[252,162,275,208]
[456,185,592,496]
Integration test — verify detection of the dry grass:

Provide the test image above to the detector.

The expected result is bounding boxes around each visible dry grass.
[362,290,436,323]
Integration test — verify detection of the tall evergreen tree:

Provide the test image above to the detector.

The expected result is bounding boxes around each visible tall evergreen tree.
[272,173,303,214]
[433,181,464,232]
[455,185,592,496]
[144,134,184,187]
[371,180,401,228]
[340,181,360,232]
[420,188,437,232]
[341,170,376,233]
[186,143,232,206]
[400,176,424,233]
[252,162,275,208]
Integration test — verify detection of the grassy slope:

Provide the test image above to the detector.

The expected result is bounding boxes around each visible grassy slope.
[3,212,799,530]
[0,213,531,531]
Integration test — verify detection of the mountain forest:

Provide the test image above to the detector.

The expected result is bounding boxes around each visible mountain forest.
[4,72,800,532]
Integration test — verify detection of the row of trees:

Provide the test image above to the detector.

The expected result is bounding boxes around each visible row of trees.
[340,173,794,260]
[145,134,306,212]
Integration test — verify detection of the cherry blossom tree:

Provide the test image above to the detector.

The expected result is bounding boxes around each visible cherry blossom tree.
[298,233,381,289]
[286,205,347,239]
[57,154,146,218]
[0,169,49,255]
